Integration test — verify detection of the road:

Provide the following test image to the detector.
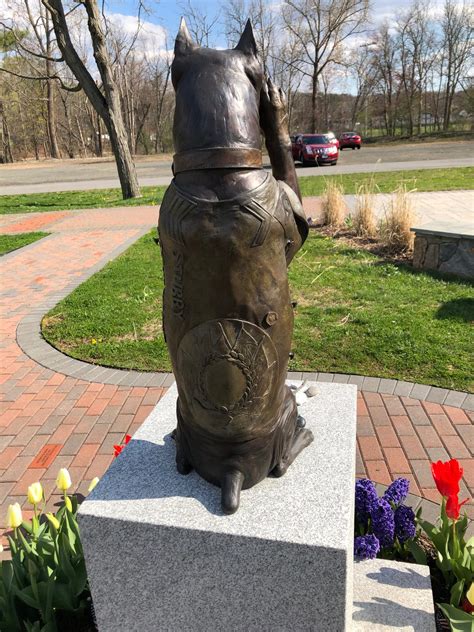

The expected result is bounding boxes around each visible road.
[1,139,473,195]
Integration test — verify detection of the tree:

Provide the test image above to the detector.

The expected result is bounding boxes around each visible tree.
[281,0,370,132]
[369,24,402,136]
[40,0,141,198]
[180,0,219,47]
[440,0,473,130]
[0,0,73,158]
[395,2,437,135]
[224,0,276,71]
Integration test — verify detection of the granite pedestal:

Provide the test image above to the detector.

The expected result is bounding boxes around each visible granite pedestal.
[79,381,357,631]
[352,559,435,631]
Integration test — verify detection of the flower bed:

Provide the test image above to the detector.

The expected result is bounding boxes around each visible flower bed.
[1,446,472,631]
[354,459,473,632]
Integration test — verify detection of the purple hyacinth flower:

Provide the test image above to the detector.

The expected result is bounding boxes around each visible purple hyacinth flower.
[354,534,380,560]
[372,498,395,547]
[394,505,416,543]
[355,479,379,522]
[383,478,410,508]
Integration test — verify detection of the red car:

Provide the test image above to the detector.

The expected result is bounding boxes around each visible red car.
[339,131,362,150]
[291,134,339,166]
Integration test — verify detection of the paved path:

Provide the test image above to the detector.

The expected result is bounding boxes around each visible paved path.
[1,139,473,194]
[304,190,474,229]
[1,204,472,554]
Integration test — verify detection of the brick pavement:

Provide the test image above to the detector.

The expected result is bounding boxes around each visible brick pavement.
[0,206,472,555]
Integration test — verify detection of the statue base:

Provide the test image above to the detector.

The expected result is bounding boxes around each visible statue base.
[79,380,357,631]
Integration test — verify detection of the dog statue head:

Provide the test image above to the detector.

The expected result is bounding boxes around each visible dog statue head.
[171,19,264,155]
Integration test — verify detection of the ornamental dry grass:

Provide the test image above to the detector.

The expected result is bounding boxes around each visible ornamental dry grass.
[379,185,416,253]
[321,180,346,229]
[353,181,377,238]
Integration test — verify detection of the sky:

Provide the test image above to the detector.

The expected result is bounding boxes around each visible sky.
[105,0,446,46]
[1,0,457,95]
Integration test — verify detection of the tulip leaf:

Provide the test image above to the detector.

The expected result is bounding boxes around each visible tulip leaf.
[437,603,474,632]
[21,520,33,534]
[52,582,75,611]
[1,561,14,590]
[11,584,40,610]
[450,579,465,607]
[406,540,427,565]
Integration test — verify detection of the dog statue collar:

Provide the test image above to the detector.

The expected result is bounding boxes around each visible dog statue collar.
[173,147,263,174]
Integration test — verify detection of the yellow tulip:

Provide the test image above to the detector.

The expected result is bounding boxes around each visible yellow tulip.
[56,468,72,491]
[27,482,43,505]
[7,503,22,529]
[0,544,3,553]
[467,582,474,606]
[88,477,99,493]
[46,513,60,530]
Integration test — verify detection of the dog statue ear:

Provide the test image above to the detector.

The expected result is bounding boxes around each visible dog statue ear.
[235,19,258,56]
[175,17,197,56]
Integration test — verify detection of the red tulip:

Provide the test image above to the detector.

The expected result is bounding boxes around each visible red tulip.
[113,435,132,458]
[461,597,474,614]
[446,494,469,520]
[431,459,463,498]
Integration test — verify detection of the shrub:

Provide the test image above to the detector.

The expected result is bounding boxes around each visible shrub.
[321,180,346,229]
[379,184,416,252]
[353,181,377,238]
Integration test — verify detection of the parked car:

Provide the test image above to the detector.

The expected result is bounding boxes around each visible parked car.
[291,134,339,166]
[339,131,362,150]
[326,131,340,149]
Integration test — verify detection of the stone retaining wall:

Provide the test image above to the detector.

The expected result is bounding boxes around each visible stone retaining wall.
[413,232,474,278]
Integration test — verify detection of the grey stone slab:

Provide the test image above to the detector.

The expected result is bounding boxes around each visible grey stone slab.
[53,359,80,372]
[140,373,167,387]
[377,379,397,395]
[393,381,415,397]
[287,371,303,380]
[348,375,365,387]
[317,372,335,382]
[461,394,474,412]
[409,383,432,401]
[115,371,138,386]
[79,382,357,632]
[99,370,129,385]
[425,387,449,404]
[302,372,319,381]
[139,373,164,387]
[412,223,474,239]
[81,366,110,381]
[404,493,423,511]
[128,372,156,387]
[362,377,380,392]
[418,499,441,525]
[352,558,435,631]
[333,373,350,383]
[443,390,467,408]
[161,373,175,387]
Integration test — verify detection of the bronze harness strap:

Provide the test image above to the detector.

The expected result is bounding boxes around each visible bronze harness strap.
[173,147,263,174]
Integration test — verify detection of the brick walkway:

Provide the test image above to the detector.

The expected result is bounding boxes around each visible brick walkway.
[1,206,472,554]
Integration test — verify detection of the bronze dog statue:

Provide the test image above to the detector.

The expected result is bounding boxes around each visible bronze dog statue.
[158,18,313,513]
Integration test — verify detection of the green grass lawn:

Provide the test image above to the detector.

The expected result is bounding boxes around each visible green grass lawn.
[42,230,474,392]
[1,167,472,214]
[0,232,50,255]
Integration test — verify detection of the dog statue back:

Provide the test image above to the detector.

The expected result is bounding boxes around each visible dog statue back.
[158,19,313,513]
